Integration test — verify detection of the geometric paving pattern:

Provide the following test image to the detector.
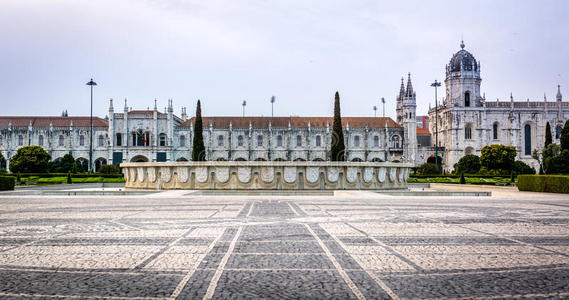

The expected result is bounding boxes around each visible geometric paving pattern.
[1,191,569,299]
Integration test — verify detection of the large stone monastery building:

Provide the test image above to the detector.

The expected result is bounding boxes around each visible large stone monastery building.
[429,42,568,171]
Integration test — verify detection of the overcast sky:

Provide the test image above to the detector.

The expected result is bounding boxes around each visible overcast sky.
[1,0,568,120]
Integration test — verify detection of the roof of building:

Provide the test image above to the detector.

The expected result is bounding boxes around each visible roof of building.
[449,41,478,72]
[180,116,401,129]
[128,110,166,115]
[0,116,108,128]
[416,126,430,135]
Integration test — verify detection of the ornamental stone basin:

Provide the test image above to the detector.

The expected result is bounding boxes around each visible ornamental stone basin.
[120,161,412,190]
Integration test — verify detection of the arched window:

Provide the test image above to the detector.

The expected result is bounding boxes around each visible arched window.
[493,123,499,140]
[98,135,104,147]
[296,135,302,147]
[132,131,150,146]
[373,136,379,147]
[58,135,64,146]
[116,133,122,146]
[18,135,24,146]
[159,133,167,146]
[465,91,471,107]
[277,135,283,147]
[556,126,563,139]
[315,135,322,147]
[80,135,85,146]
[524,124,531,155]
[390,135,400,148]
[38,135,44,146]
[217,135,224,146]
[354,135,360,147]
[465,124,472,140]
[237,135,244,147]
[180,135,186,147]
[257,135,263,147]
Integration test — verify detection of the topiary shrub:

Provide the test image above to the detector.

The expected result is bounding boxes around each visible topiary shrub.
[0,176,15,190]
[9,146,51,173]
[459,172,466,184]
[518,175,569,193]
[512,161,536,175]
[67,172,72,184]
[98,164,120,174]
[417,163,440,175]
[456,155,481,174]
[480,144,516,173]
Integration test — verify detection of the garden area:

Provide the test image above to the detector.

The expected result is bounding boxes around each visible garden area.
[0,146,123,190]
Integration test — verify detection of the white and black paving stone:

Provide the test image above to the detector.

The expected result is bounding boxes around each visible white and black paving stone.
[0,189,569,299]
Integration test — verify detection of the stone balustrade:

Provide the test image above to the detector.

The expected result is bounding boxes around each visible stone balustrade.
[120,161,412,190]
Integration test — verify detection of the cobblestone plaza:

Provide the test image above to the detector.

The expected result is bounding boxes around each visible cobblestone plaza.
[1,188,569,299]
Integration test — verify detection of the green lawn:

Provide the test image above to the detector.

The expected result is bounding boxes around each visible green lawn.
[25,176,125,184]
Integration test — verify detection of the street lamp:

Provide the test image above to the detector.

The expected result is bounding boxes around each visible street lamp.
[430,80,441,168]
[86,78,97,173]
[381,97,385,117]
[270,96,275,117]
[242,100,247,117]
[373,105,377,118]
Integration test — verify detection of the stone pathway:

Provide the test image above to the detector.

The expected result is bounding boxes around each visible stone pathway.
[0,191,569,299]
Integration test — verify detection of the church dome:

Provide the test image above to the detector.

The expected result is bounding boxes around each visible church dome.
[449,41,477,72]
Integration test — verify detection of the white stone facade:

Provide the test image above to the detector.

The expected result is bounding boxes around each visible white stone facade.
[428,42,568,172]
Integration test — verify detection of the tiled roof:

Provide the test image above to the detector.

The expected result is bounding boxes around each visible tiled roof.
[180,116,401,129]
[0,116,108,128]
[417,127,431,135]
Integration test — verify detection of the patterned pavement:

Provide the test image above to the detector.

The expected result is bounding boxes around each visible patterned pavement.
[0,190,569,299]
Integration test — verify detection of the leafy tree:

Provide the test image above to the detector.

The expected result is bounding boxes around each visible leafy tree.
[427,154,442,166]
[542,143,561,174]
[512,160,536,175]
[561,120,569,151]
[417,163,440,175]
[330,91,345,161]
[544,147,569,175]
[456,154,481,174]
[50,153,81,173]
[9,146,51,173]
[545,122,552,148]
[480,144,517,173]
[192,100,206,161]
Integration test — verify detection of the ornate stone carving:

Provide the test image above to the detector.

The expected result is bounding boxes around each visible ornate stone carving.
[128,168,136,182]
[284,167,297,183]
[306,167,319,183]
[260,167,274,183]
[216,167,229,183]
[137,167,145,182]
[237,167,251,183]
[195,167,208,183]
[389,167,397,182]
[177,167,189,183]
[364,167,374,183]
[160,167,171,183]
[346,167,358,183]
[377,167,386,183]
[327,167,339,182]
[148,167,156,183]
[398,167,404,182]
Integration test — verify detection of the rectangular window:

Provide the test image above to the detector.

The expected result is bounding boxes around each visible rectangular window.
[116,133,122,146]
[257,135,263,147]
[296,135,302,147]
[80,135,85,146]
[277,135,283,147]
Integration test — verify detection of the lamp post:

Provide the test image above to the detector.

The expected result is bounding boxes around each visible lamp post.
[373,106,377,118]
[86,78,97,173]
[381,97,385,117]
[242,100,246,117]
[430,80,441,167]
[270,96,275,117]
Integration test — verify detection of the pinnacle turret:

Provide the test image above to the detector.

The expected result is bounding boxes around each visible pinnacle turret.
[405,73,414,97]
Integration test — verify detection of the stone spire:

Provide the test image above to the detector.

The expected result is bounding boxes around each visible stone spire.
[557,85,562,102]
[405,73,414,97]
[154,99,158,110]
[398,77,405,100]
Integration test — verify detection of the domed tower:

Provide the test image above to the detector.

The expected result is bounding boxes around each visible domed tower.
[444,41,482,107]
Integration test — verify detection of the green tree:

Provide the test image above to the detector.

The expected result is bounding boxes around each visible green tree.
[50,153,81,173]
[192,100,206,161]
[330,91,345,161]
[456,154,481,174]
[98,164,120,174]
[542,143,561,174]
[512,160,536,175]
[9,146,51,173]
[480,144,517,173]
[417,163,440,175]
[561,120,569,151]
[544,149,569,174]
[545,122,552,148]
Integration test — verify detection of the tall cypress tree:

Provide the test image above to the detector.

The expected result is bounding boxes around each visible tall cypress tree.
[561,120,569,151]
[545,122,552,148]
[330,91,345,161]
[192,100,206,161]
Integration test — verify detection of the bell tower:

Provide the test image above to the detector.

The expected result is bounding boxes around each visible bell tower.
[401,73,417,163]
[445,41,482,108]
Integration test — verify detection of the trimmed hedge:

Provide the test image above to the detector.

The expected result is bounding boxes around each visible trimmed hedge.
[411,174,511,179]
[2,173,123,178]
[518,175,569,193]
[0,176,16,191]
